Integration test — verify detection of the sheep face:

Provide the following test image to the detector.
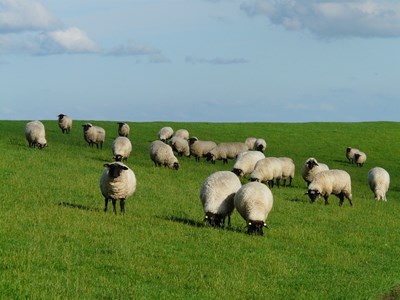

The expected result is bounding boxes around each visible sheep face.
[232,168,244,177]
[58,114,65,120]
[82,123,92,132]
[104,163,128,179]
[171,162,179,170]
[306,189,321,203]
[256,144,264,152]
[250,177,260,182]
[204,212,225,228]
[114,155,123,162]
[306,159,318,170]
[247,221,266,236]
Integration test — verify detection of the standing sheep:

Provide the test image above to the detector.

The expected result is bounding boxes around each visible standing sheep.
[117,122,130,137]
[170,136,190,157]
[354,151,367,167]
[254,138,267,153]
[158,126,174,143]
[188,137,217,162]
[112,136,132,162]
[301,157,329,186]
[278,157,295,187]
[100,162,136,214]
[305,169,352,206]
[346,147,359,164]
[57,114,72,134]
[82,123,106,149]
[368,167,390,201]
[250,157,282,188]
[206,142,248,164]
[149,140,180,170]
[232,151,265,177]
[200,171,242,228]
[234,182,274,236]
[25,120,47,148]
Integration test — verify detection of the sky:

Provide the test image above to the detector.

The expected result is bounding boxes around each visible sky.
[1,0,400,123]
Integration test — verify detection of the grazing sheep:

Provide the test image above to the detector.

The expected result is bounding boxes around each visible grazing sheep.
[174,129,189,140]
[254,138,267,153]
[206,142,248,164]
[232,151,265,177]
[100,162,136,214]
[200,171,242,228]
[301,157,329,186]
[158,126,174,143]
[250,157,282,188]
[57,114,72,134]
[354,151,367,167]
[82,123,106,149]
[112,136,132,162]
[25,120,47,149]
[245,137,257,150]
[346,147,359,163]
[170,136,190,157]
[117,122,130,137]
[188,137,217,162]
[234,182,274,236]
[305,169,352,206]
[368,167,390,201]
[149,140,179,170]
[278,157,295,187]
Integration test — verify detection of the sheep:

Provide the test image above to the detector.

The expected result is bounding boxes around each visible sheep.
[57,114,72,134]
[206,142,248,164]
[112,136,132,162]
[346,147,359,163]
[305,169,352,206]
[278,157,295,187]
[232,151,265,177]
[25,120,47,149]
[368,167,390,201]
[254,138,267,153]
[234,182,274,236]
[245,137,257,150]
[117,122,130,137]
[174,129,189,140]
[158,126,174,143]
[100,162,136,214]
[250,157,282,188]
[200,171,242,228]
[170,136,190,157]
[301,157,329,186]
[82,123,106,149]
[188,137,217,162]
[354,151,367,167]
[149,140,179,170]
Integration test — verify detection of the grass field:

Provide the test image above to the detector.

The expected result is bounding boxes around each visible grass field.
[0,120,399,299]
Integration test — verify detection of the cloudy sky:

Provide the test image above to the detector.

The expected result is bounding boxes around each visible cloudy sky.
[1,0,399,122]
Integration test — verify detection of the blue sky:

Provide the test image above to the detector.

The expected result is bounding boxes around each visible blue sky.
[1,0,399,122]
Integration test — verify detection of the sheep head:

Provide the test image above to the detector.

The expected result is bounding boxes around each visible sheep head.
[305,189,321,203]
[247,221,266,236]
[204,212,224,228]
[104,163,128,179]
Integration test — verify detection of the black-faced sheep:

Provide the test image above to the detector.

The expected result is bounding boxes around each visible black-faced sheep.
[117,122,130,137]
[188,137,217,162]
[149,140,179,170]
[368,167,390,201]
[82,123,106,149]
[25,120,47,148]
[232,151,265,177]
[112,136,132,162]
[57,114,72,134]
[301,157,329,186]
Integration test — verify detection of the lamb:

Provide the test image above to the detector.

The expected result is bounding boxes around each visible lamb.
[100,162,136,214]
[206,142,248,164]
[82,123,106,149]
[353,151,367,167]
[200,171,242,228]
[234,182,274,236]
[232,151,265,177]
[245,137,257,150]
[250,157,282,188]
[368,167,390,201]
[170,136,190,157]
[174,129,189,140]
[278,157,295,187]
[57,114,72,134]
[346,147,359,163]
[301,157,329,186]
[117,122,130,137]
[158,126,174,143]
[305,169,352,206]
[149,140,180,170]
[188,137,217,162]
[112,136,132,162]
[25,120,47,148]
[254,138,267,153]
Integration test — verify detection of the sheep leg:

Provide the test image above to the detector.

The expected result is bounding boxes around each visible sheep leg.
[112,199,117,214]
[104,198,109,212]
[120,199,125,214]
[324,196,329,205]
[338,193,345,206]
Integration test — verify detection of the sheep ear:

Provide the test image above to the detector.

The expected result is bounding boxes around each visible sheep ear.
[103,163,111,168]
[304,191,309,195]
[122,166,128,170]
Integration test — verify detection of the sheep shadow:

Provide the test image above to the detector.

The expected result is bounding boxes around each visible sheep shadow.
[58,201,101,212]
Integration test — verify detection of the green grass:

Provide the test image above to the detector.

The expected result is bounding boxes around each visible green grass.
[0,120,399,299]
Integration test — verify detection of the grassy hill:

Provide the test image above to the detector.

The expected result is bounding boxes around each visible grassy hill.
[0,120,399,299]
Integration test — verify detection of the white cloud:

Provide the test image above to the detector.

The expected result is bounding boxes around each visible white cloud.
[185,56,249,64]
[107,42,160,56]
[241,0,400,38]
[47,27,99,54]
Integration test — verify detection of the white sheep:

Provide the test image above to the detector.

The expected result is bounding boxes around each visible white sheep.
[149,140,180,170]
[100,162,136,214]
[234,182,274,236]
[254,138,267,153]
[245,137,257,150]
[305,169,352,206]
[301,157,329,186]
[112,136,132,162]
[250,157,282,188]
[25,120,47,148]
[82,123,106,149]
[278,157,295,187]
[158,126,174,143]
[174,129,189,140]
[346,147,359,163]
[117,122,130,137]
[354,151,367,167]
[368,167,390,201]
[188,137,217,162]
[206,142,248,164]
[232,151,265,177]
[169,136,190,157]
[57,114,72,134]
[200,171,242,228]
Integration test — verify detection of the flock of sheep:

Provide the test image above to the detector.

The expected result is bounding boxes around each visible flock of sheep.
[23,115,391,235]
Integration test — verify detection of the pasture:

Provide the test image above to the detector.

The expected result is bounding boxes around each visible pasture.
[0,120,399,299]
